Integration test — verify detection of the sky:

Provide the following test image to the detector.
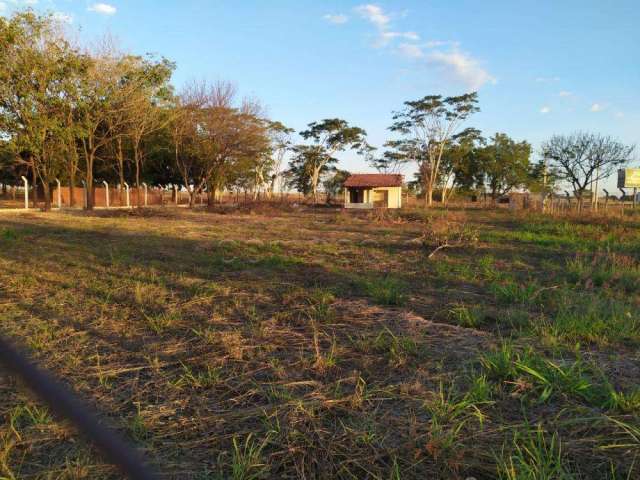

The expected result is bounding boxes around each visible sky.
[1,0,639,189]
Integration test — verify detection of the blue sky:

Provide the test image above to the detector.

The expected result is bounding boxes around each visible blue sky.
[2,0,639,187]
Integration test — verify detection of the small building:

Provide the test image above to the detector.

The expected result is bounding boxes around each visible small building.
[343,173,403,209]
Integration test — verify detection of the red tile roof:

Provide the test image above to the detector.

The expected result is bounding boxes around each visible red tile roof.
[344,173,403,188]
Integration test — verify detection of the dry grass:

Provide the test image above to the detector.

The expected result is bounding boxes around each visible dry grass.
[0,206,638,479]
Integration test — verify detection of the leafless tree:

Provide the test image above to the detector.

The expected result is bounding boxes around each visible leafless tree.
[542,132,634,209]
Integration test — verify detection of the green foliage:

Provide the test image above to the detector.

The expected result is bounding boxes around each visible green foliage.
[478,343,638,410]
[490,280,539,305]
[229,433,270,480]
[448,304,485,328]
[497,426,576,480]
[288,118,367,202]
[541,292,640,347]
[371,327,418,366]
[359,275,408,306]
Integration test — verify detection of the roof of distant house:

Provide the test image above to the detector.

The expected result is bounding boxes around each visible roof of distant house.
[344,173,403,188]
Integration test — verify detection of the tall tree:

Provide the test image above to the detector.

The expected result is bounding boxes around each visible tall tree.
[440,128,485,202]
[480,133,531,199]
[75,52,128,209]
[0,11,88,210]
[542,132,634,209]
[298,118,367,203]
[285,145,337,197]
[121,55,175,206]
[369,140,413,174]
[171,81,270,206]
[266,121,294,197]
[323,169,350,203]
[390,93,479,206]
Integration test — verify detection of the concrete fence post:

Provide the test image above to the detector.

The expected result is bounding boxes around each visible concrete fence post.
[124,182,130,208]
[102,181,110,208]
[21,176,28,209]
[55,178,62,209]
[142,183,148,206]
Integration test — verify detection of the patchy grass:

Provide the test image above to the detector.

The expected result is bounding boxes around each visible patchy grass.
[0,206,638,478]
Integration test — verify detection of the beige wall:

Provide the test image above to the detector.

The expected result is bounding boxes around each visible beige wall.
[372,186,402,208]
[344,186,402,208]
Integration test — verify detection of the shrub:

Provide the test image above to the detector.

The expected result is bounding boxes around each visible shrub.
[422,219,479,259]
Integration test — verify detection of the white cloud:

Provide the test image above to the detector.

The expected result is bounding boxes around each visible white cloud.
[323,13,348,25]
[377,30,419,46]
[397,43,424,59]
[88,3,116,15]
[354,4,420,48]
[52,11,73,23]
[540,106,551,114]
[0,2,5,13]
[352,4,492,90]
[4,0,37,5]
[590,103,605,112]
[381,31,419,41]
[425,40,457,48]
[558,90,573,97]
[355,4,390,29]
[535,76,560,83]
[427,49,496,90]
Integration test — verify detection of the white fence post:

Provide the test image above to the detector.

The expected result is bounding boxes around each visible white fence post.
[21,176,28,209]
[55,178,62,209]
[124,182,130,208]
[102,181,109,208]
[142,182,148,206]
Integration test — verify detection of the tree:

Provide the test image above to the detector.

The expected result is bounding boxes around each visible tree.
[75,52,129,209]
[323,169,350,203]
[369,140,413,173]
[285,145,337,197]
[390,93,479,206]
[170,81,270,206]
[480,133,531,200]
[266,121,294,197]
[527,158,560,196]
[542,132,634,209]
[121,55,175,206]
[171,82,208,207]
[0,11,88,210]
[298,119,367,203]
[440,128,485,202]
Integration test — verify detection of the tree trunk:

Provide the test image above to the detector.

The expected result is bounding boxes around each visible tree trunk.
[117,137,125,194]
[42,182,51,211]
[134,145,142,208]
[31,163,39,208]
[424,180,433,207]
[69,166,76,207]
[85,157,94,210]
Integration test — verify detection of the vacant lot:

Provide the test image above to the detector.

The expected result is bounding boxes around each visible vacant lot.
[0,206,639,479]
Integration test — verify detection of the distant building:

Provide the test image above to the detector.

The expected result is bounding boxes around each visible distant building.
[343,173,403,209]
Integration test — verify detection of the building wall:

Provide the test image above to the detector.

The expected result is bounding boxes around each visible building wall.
[372,186,402,208]
[344,186,402,208]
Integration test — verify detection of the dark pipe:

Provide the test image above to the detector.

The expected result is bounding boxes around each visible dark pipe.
[0,336,159,480]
